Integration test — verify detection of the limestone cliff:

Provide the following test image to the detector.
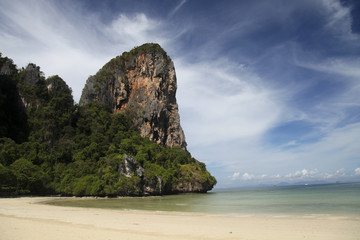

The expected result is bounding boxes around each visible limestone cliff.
[1,51,216,196]
[80,43,187,149]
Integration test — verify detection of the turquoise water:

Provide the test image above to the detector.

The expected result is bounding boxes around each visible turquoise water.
[50,182,360,215]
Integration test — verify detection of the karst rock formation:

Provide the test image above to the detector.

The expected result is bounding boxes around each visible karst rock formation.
[80,43,187,150]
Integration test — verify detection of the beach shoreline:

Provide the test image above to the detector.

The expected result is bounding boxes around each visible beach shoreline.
[1,197,359,240]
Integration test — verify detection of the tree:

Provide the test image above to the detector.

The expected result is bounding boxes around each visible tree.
[10,158,50,194]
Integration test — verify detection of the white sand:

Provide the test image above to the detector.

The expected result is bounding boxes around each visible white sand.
[0,197,359,240]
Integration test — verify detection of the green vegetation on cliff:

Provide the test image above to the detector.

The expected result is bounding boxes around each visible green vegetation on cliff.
[0,53,216,196]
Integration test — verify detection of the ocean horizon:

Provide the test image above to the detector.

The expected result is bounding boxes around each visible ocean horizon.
[49,182,360,215]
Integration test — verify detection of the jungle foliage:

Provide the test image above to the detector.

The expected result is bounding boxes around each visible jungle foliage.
[0,54,216,196]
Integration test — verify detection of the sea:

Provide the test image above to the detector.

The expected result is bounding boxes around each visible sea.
[49,182,360,215]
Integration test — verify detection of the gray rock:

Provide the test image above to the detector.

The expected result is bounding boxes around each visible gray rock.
[0,58,16,76]
[119,154,144,177]
[23,64,41,86]
[80,44,187,149]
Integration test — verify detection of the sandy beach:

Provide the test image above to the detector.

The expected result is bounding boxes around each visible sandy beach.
[0,197,359,240]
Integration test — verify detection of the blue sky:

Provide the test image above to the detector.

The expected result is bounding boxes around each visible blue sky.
[1,0,360,187]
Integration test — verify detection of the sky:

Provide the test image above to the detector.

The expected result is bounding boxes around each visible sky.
[1,0,360,188]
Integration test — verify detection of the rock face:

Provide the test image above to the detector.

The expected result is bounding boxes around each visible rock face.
[80,43,187,149]
[0,56,29,143]
[119,154,145,178]
[118,154,214,195]
[0,52,216,196]
[22,64,42,86]
[18,64,43,109]
[0,55,17,76]
[119,155,164,195]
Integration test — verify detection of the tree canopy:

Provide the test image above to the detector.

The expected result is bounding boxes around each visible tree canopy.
[0,54,216,196]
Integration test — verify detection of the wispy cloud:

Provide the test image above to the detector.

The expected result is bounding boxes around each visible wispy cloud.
[0,0,173,102]
[321,0,357,39]
[169,0,187,17]
[1,0,359,188]
[176,58,282,146]
[295,55,360,80]
[292,52,360,133]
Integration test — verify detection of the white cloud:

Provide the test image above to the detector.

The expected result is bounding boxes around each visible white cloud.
[272,174,281,179]
[242,173,254,180]
[229,168,360,186]
[285,169,317,178]
[176,58,282,147]
[0,0,172,102]
[335,168,346,176]
[105,13,167,49]
[230,172,240,180]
